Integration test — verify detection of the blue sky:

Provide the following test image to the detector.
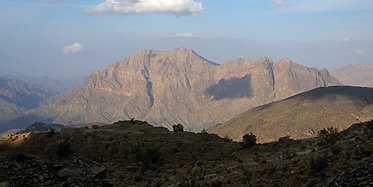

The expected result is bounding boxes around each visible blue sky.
[0,0,372,79]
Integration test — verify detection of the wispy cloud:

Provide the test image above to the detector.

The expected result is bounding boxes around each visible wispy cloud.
[271,0,291,7]
[342,37,351,42]
[353,49,368,54]
[63,43,85,54]
[175,32,194,38]
[86,0,204,16]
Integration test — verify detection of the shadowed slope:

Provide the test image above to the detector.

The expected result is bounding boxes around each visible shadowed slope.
[209,86,373,143]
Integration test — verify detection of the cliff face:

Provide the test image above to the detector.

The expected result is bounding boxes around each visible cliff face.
[24,48,340,131]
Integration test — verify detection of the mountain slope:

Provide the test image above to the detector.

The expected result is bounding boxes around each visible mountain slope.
[329,64,373,87]
[0,77,53,122]
[10,48,339,132]
[209,86,373,143]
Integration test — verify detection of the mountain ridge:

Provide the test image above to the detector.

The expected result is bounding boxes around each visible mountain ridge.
[1,48,340,132]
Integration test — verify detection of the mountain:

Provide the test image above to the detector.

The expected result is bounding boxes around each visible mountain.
[5,48,340,132]
[209,86,373,143]
[0,77,53,122]
[4,75,87,95]
[329,64,373,87]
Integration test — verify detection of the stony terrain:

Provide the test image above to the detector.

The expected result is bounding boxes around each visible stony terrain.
[0,120,372,186]
[329,64,373,87]
[11,48,340,133]
[210,86,373,143]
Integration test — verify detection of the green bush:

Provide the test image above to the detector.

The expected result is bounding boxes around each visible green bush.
[172,124,184,132]
[243,133,256,148]
[56,141,71,157]
[318,127,339,145]
[278,135,292,144]
[136,148,162,164]
[310,156,328,171]
[46,128,56,138]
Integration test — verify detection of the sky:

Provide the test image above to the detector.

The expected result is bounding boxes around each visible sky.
[0,0,372,79]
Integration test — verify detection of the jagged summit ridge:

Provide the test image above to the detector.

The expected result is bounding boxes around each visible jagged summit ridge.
[10,48,340,132]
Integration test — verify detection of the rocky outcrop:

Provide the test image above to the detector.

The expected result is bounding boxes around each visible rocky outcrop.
[0,153,111,186]
[324,157,373,187]
[18,48,340,132]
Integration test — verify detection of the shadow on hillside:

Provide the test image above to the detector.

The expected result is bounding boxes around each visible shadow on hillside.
[300,86,373,104]
[205,74,253,100]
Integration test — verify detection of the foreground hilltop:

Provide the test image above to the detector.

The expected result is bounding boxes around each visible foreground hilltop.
[209,86,373,143]
[14,48,339,132]
[0,120,372,186]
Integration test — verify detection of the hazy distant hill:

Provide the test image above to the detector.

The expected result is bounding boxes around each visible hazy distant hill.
[0,77,53,122]
[5,75,86,95]
[2,48,340,132]
[209,86,373,143]
[329,64,373,87]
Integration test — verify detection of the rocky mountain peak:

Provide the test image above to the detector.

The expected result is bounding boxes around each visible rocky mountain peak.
[3,48,341,133]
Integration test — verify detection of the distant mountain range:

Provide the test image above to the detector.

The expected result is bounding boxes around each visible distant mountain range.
[329,64,373,87]
[1,48,340,133]
[0,77,53,122]
[4,75,86,95]
[209,86,373,143]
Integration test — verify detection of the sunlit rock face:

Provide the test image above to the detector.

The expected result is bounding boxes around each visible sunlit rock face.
[21,48,339,131]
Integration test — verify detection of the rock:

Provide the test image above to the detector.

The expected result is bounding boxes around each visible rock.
[324,158,373,187]
[0,153,111,186]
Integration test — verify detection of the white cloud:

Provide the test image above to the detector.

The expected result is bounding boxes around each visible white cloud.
[63,43,85,54]
[175,32,194,38]
[271,0,291,7]
[86,0,204,16]
[353,49,367,54]
[342,37,351,41]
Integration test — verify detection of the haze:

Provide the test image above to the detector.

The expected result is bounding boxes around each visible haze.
[1,0,373,79]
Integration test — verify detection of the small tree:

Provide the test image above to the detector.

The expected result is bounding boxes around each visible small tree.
[172,124,184,132]
[318,127,339,145]
[243,133,256,148]
[310,156,328,171]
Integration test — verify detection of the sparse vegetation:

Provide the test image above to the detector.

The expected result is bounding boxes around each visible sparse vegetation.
[1,120,372,186]
[242,133,256,148]
[172,124,184,132]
